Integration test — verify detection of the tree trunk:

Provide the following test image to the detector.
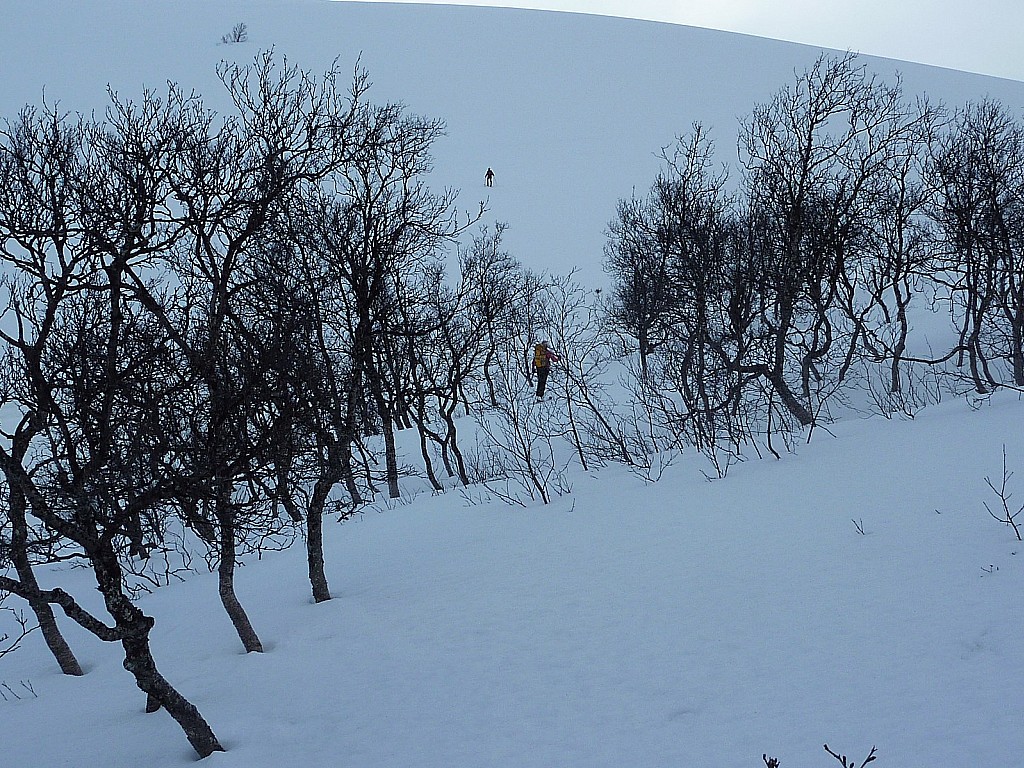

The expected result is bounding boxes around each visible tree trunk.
[483,347,499,407]
[1010,305,1024,386]
[890,281,911,394]
[416,423,444,492]
[9,494,84,676]
[121,633,224,758]
[340,440,364,507]
[306,472,336,603]
[15,556,84,677]
[380,413,401,499]
[94,547,224,758]
[638,325,650,379]
[768,300,814,427]
[766,370,814,427]
[216,494,263,653]
[363,350,401,499]
[439,404,470,485]
[412,399,445,492]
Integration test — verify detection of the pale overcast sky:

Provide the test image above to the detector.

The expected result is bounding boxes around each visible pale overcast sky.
[336,0,1024,82]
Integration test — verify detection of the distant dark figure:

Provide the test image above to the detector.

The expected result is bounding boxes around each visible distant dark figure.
[533,340,560,399]
[485,167,494,187]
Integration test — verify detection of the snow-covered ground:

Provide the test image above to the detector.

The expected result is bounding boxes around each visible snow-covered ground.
[3,2,1024,767]
[6,392,1024,767]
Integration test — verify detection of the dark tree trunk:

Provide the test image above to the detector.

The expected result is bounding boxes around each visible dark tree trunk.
[638,325,650,379]
[94,547,223,758]
[412,398,444,492]
[13,553,84,677]
[3,424,85,677]
[483,347,499,407]
[1009,304,1024,386]
[216,493,263,653]
[8,490,83,676]
[766,369,815,427]
[340,440,364,508]
[417,426,444,492]
[890,280,911,394]
[120,632,224,758]
[378,409,401,499]
[768,300,814,426]
[306,473,335,603]
[438,405,470,486]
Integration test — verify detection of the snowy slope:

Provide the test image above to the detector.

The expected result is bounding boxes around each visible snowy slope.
[6,393,1024,767]
[2,2,1024,767]
[4,0,1024,284]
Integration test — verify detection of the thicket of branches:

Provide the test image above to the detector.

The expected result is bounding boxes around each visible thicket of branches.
[0,49,590,758]
[606,52,1024,472]
[1,49,1023,760]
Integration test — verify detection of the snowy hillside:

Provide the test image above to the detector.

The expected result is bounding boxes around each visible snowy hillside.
[2,2,1024,768]
[4,0,1024,283]
[6,393,1024,768]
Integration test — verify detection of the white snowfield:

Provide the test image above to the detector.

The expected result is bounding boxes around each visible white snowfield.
[2,2,1024,767]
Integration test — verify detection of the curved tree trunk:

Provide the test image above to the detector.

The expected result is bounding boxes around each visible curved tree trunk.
[14,554,84,677]
[340,440,364,508]
[890,280,912,394]
[3,428,84,677]
[305,469,336,603]
[9,493,83,676]
[766,370,814,427]
[438,403,470,485]
[93,547,223,758]
[121,631,224,758]
[216,493,263,653]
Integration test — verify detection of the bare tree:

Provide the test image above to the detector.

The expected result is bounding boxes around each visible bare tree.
[853,101,938,398]
[243,228,365,603]
[221,22,248,44]
[605,192,679,376]
[105,52,371,647]
[604,127,731,379]
[0,49,368,754]
[926,98,1024,391]
[736,52,917,425]
[301,103,481,499]
[606,125,754,460]
[0,106,88,678]
[0,97,225,754]
[460,224,531,407]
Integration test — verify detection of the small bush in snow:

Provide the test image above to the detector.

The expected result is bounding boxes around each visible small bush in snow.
[824,743,878,767]
[0,602,35,662]
[0,679,36,702]
[763,744,878,768]
[984,445,1023,541]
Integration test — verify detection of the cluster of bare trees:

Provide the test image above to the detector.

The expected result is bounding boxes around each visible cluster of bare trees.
[606,52,1024,469]
[0,52,564,758]
[3,47,1021,761]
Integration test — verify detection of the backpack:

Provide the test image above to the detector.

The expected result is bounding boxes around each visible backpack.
[533,343,548,369]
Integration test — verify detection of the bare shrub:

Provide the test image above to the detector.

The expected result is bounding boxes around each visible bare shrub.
[0,600,36,660]
[824,743,878,767]
[762,744,878,768]
[0,679,37,702]
[473,375,571,506]
[984,445,1023,540]
[221,22,248,44]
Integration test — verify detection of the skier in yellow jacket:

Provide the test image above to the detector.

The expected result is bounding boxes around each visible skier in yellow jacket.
[533,341,560,399]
